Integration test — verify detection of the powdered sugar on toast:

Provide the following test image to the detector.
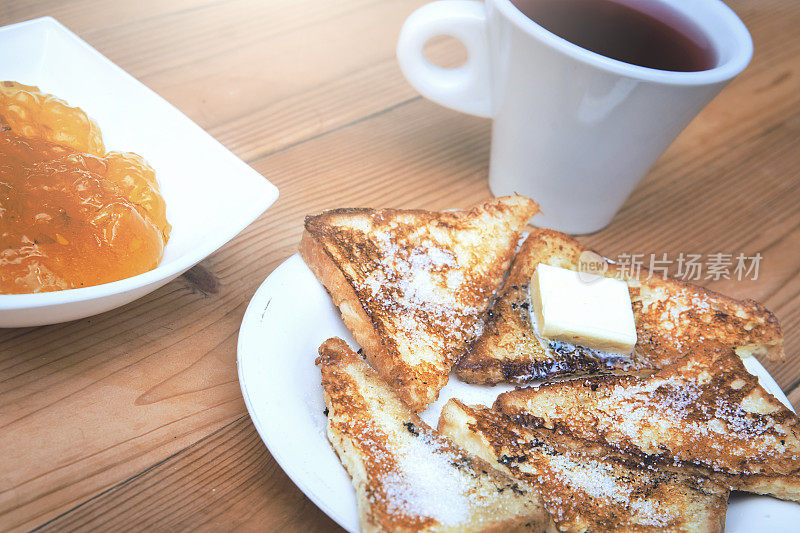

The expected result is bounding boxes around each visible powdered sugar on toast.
[497,345,800,476]
[304,196,539,410]
[317,338,548,531]
[439,400,728,532]
[361,229,484,352]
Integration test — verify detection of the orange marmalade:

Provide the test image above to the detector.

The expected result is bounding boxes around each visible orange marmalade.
[0,81,170,294]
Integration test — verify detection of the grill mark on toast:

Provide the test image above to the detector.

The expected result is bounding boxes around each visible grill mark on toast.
[495,344,800,500]
[303,196,538,410]
[439,400,729,532]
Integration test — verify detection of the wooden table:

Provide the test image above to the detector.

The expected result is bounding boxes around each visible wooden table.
[1,0,799,530]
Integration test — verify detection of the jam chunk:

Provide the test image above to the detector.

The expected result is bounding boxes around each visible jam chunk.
[0,81,105,156]
[0,83,170,294]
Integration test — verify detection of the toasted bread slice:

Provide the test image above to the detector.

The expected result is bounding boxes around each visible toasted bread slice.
[495,343,800,501]
[438,399,729,533]
[316,338,551,532]
[455,229,783,384]
[303,196,538,411]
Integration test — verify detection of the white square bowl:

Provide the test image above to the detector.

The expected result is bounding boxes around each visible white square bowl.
[0,17,279,327]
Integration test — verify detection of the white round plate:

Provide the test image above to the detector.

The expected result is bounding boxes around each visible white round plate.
[237,253,800,533]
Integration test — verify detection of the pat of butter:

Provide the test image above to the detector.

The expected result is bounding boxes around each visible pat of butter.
[530,263,636,353]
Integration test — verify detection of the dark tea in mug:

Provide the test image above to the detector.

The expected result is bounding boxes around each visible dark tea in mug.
[512,0,717,71]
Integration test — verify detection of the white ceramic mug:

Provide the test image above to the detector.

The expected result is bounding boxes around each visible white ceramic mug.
[397,0,752,233]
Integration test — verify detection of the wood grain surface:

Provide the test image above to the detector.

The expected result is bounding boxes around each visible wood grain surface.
[1,0,799,531]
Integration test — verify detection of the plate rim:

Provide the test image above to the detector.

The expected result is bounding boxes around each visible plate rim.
[237,254,354,531]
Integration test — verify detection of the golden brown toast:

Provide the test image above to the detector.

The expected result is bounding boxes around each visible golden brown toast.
[495,343,800,501]
[316,338,551,532]
[303,196,538,411]
[455,229,783,384]
[438,399,729,533]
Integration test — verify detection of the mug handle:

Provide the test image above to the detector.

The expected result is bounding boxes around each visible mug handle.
[396,1,493,118]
